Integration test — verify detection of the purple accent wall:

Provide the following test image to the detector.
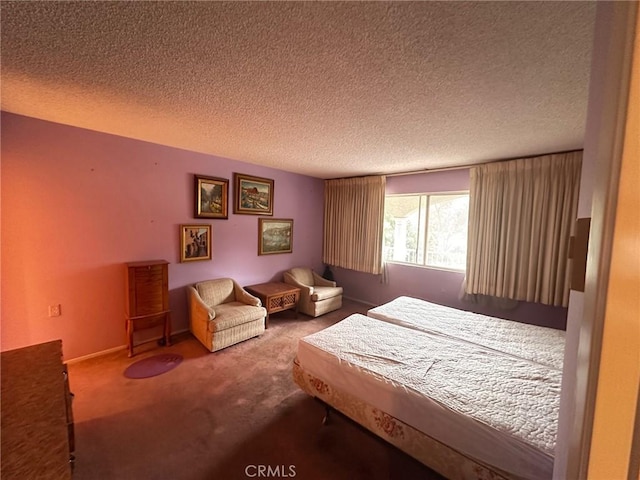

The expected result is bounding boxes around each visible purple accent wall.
[1,113,567,359]
[1,113,324,359]
[333,169,568,329]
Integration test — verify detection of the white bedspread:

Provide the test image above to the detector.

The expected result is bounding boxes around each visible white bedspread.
[368,296,565,370]
[298,313,560,480]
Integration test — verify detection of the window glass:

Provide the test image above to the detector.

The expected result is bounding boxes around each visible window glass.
[383,195,421,263]
[383,193,469,271]
[426,194,469,270]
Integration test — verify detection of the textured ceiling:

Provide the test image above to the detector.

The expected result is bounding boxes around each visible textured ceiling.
[1,1,596,179]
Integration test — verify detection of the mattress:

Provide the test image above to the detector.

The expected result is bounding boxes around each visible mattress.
[297,313,560,480]
[368,296,565,370]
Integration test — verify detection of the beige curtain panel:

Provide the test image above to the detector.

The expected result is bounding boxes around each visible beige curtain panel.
[323,175,386,275]
[465,151,582,307]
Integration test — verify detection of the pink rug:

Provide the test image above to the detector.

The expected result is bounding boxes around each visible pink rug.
[124,353,183,379]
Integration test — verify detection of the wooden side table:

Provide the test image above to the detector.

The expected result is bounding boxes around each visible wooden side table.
[244,282,300,328]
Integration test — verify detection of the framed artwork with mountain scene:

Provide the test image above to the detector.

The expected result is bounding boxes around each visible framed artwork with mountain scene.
[234,173,274,215]
[195,175,228,219]
[258,218,293,255]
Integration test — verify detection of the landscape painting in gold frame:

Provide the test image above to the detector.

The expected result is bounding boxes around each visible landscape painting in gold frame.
[194,174,228,219]
[234,173,274,215]
[258,218,293,255]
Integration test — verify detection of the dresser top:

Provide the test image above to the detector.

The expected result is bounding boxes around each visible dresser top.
[126,260,169,267]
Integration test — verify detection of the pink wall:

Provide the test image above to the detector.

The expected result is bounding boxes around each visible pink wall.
[1,113,567,360]
[334,169,568,329]
[1,113,324,359]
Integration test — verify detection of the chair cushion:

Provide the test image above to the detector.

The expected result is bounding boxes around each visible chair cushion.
[208,302,265,332]
[310,286,343,302]
[196,279,235,307]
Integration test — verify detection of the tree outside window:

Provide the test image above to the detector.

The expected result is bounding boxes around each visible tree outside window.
[383,193,469,271]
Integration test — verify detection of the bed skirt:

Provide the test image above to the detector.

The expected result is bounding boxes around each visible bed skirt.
[293,357,512,480]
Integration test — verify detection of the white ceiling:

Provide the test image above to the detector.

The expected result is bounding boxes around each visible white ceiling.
[1,1,596,179]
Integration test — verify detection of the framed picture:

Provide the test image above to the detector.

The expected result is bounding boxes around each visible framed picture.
[258,218,293,255]
[234,173,274,215]
[180,224,212,262]
[194,175,228,219]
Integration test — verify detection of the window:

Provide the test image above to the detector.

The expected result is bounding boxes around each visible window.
[383,193,469,271]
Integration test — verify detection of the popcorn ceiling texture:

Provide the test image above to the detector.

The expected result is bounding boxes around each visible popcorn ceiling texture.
[0,2,595,179]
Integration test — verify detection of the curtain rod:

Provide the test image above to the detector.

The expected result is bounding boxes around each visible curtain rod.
[380,148,584,178]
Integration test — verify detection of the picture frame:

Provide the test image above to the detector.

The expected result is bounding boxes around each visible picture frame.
[258,218,293,255]
[234,173,274,216]
[180,224,212,262]
[194,175,228,219]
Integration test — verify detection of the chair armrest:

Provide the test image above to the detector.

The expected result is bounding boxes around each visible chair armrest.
[284,272,314,306]
[312,271,337,287]
[233,282,262,307]
[283,272,314,296]
[188,286,216,320]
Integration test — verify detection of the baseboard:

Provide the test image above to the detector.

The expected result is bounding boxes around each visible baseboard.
[343,295,377,308]
[65,344,127,364]
[65,328,191,364]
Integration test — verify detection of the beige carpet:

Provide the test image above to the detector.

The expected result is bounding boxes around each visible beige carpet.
[67,299,444,480]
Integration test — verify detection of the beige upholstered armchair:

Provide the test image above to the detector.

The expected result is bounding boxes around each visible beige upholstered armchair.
[188,278,267,352]
[283,267,343,317]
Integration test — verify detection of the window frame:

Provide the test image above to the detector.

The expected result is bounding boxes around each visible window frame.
[383,190,470,272]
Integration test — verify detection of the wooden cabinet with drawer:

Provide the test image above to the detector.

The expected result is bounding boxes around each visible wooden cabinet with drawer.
[1,340,74,479]
[125,260,171,357]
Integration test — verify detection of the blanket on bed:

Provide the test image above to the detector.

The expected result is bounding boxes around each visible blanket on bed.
[298,313,560,480]
[368,296,565,370]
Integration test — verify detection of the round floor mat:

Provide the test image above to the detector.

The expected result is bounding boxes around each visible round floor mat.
[124,353,183,379]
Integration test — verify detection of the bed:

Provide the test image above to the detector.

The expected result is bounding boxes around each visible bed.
[293,301,564,480]
[368,296,565,370]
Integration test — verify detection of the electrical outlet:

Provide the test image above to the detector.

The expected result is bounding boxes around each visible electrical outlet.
[49,304,61,317]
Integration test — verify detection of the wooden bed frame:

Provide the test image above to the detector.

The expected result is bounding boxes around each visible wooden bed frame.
[293,358,512,480]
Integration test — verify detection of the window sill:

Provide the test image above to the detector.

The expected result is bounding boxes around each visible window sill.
[384,261,465,274]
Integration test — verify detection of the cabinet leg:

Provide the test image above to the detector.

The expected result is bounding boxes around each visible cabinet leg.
[164,312,172,346]
[126,320,134,357]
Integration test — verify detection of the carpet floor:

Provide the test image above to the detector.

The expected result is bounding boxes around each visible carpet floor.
[67,299,444,480]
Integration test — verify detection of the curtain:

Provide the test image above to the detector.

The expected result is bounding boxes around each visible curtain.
[323,175,386,275]
[465,151,582,307]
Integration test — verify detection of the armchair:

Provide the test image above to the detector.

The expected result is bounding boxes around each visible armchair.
[283,267,343,317]
[188,278,266,352]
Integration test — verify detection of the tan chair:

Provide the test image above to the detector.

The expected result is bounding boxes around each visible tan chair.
[188,278,266,352]
[283,267,343,317]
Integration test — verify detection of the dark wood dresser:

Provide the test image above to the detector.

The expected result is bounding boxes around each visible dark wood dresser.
[1,340,74,479]
[125,260,171,356]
